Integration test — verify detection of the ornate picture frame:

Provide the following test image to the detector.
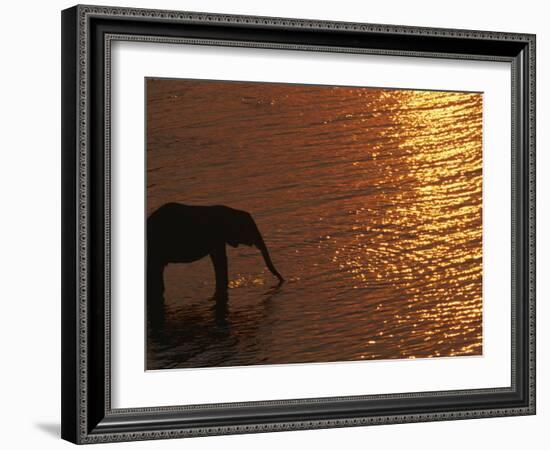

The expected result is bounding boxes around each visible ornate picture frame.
[61,4,535,444]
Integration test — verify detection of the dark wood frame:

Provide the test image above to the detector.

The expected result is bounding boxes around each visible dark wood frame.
[61,4,536,444]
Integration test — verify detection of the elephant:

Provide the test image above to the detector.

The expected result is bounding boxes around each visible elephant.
[146,202,284,319]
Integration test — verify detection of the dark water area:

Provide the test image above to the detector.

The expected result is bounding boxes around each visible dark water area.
[146,78,483,370]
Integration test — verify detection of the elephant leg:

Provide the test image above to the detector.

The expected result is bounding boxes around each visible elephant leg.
[210,245,229,296]
[147,260,165,326]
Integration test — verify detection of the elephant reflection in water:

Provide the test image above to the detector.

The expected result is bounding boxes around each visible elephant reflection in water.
[147,203,284,323]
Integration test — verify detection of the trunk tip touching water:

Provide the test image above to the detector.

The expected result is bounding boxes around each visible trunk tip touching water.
[256,236,284,283]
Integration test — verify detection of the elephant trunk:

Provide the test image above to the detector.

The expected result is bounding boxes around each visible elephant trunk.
[256,235,284,283]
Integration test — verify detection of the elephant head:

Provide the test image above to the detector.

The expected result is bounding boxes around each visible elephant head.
[222,207,284,283]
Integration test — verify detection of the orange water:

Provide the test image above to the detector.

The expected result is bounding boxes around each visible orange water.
[146,79,482,369]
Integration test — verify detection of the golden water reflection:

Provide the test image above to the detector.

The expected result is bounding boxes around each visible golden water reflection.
[330,90,482,359]
[146,80,483,368]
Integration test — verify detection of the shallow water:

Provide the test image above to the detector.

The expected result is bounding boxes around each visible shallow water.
[146,79,483,370]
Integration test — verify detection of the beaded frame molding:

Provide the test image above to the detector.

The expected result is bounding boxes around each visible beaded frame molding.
[61,4,536,444]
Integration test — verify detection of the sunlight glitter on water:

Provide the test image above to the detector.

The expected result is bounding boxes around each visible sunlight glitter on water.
[146,80,483,369]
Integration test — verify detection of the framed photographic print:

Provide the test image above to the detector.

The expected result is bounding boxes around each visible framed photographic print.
[61,4,536,444]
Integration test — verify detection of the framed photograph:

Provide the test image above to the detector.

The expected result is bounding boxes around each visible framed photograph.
[61,4,536,444]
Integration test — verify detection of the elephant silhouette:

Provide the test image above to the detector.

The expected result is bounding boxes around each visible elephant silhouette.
[147,202,284,320]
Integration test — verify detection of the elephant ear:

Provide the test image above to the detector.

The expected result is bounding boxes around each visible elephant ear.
[226,232,240,248]
[222,208,257,248]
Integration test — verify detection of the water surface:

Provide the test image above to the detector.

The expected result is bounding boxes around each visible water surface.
[146,79,483,369]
